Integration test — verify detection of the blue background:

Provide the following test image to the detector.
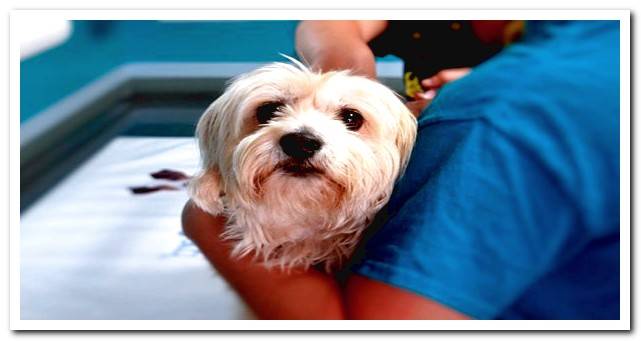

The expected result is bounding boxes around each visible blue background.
[21,20,300,123]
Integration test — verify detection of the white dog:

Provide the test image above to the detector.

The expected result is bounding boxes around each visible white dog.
[189,60,417,271]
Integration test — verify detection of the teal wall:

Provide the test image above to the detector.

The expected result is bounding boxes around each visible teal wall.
[20,20,299,123]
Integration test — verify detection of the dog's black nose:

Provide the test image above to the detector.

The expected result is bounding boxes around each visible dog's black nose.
[279,132,323,160]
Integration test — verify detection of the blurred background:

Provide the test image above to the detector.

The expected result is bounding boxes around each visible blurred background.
[21,20,301,122]
[19,20,402,320]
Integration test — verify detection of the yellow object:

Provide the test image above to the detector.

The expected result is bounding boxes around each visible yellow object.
[404,72,423,98]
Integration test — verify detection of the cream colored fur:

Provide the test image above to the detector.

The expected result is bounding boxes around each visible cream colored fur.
[189,60,417,271]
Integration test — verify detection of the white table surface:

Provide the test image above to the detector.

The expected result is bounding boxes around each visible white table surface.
[20,137,252,320]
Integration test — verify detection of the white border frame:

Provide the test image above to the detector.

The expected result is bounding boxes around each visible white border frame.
[10,10,631,331]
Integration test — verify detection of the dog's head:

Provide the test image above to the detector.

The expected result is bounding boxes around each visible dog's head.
[189,61,416,267]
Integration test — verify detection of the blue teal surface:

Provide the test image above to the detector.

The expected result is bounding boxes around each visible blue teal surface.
[351,20,620,319]
[21,20,299,123]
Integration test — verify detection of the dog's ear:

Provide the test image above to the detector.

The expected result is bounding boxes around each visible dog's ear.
[395,104,418,173]
[188,169,224,215]
[188,92,232,216]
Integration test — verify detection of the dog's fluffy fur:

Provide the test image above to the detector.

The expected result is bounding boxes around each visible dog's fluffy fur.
[189,60,417,271]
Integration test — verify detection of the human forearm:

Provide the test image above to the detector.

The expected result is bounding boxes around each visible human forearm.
[295,20,385,78]
[181,200,345,319]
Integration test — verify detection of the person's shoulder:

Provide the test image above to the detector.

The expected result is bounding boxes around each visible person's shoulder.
[417,72,521,130]
[419,42,617,135]
[420,19,619,127]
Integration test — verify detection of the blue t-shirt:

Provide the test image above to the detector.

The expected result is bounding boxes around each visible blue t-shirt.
[351,20,620,319]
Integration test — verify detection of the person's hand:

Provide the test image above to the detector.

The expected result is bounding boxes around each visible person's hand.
[405,67,472,117]
[421,67,471,91]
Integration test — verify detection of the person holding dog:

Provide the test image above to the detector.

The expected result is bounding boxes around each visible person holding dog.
[182,20,620,319]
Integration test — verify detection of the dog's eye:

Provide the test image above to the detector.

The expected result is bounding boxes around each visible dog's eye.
[339,108,364,131]
[256,101,284,125]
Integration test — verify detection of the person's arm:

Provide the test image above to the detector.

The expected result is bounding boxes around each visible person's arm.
[182,200,469,320]
[346,275,470,319]
[295,20,387,78]
[181,200,345,319]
